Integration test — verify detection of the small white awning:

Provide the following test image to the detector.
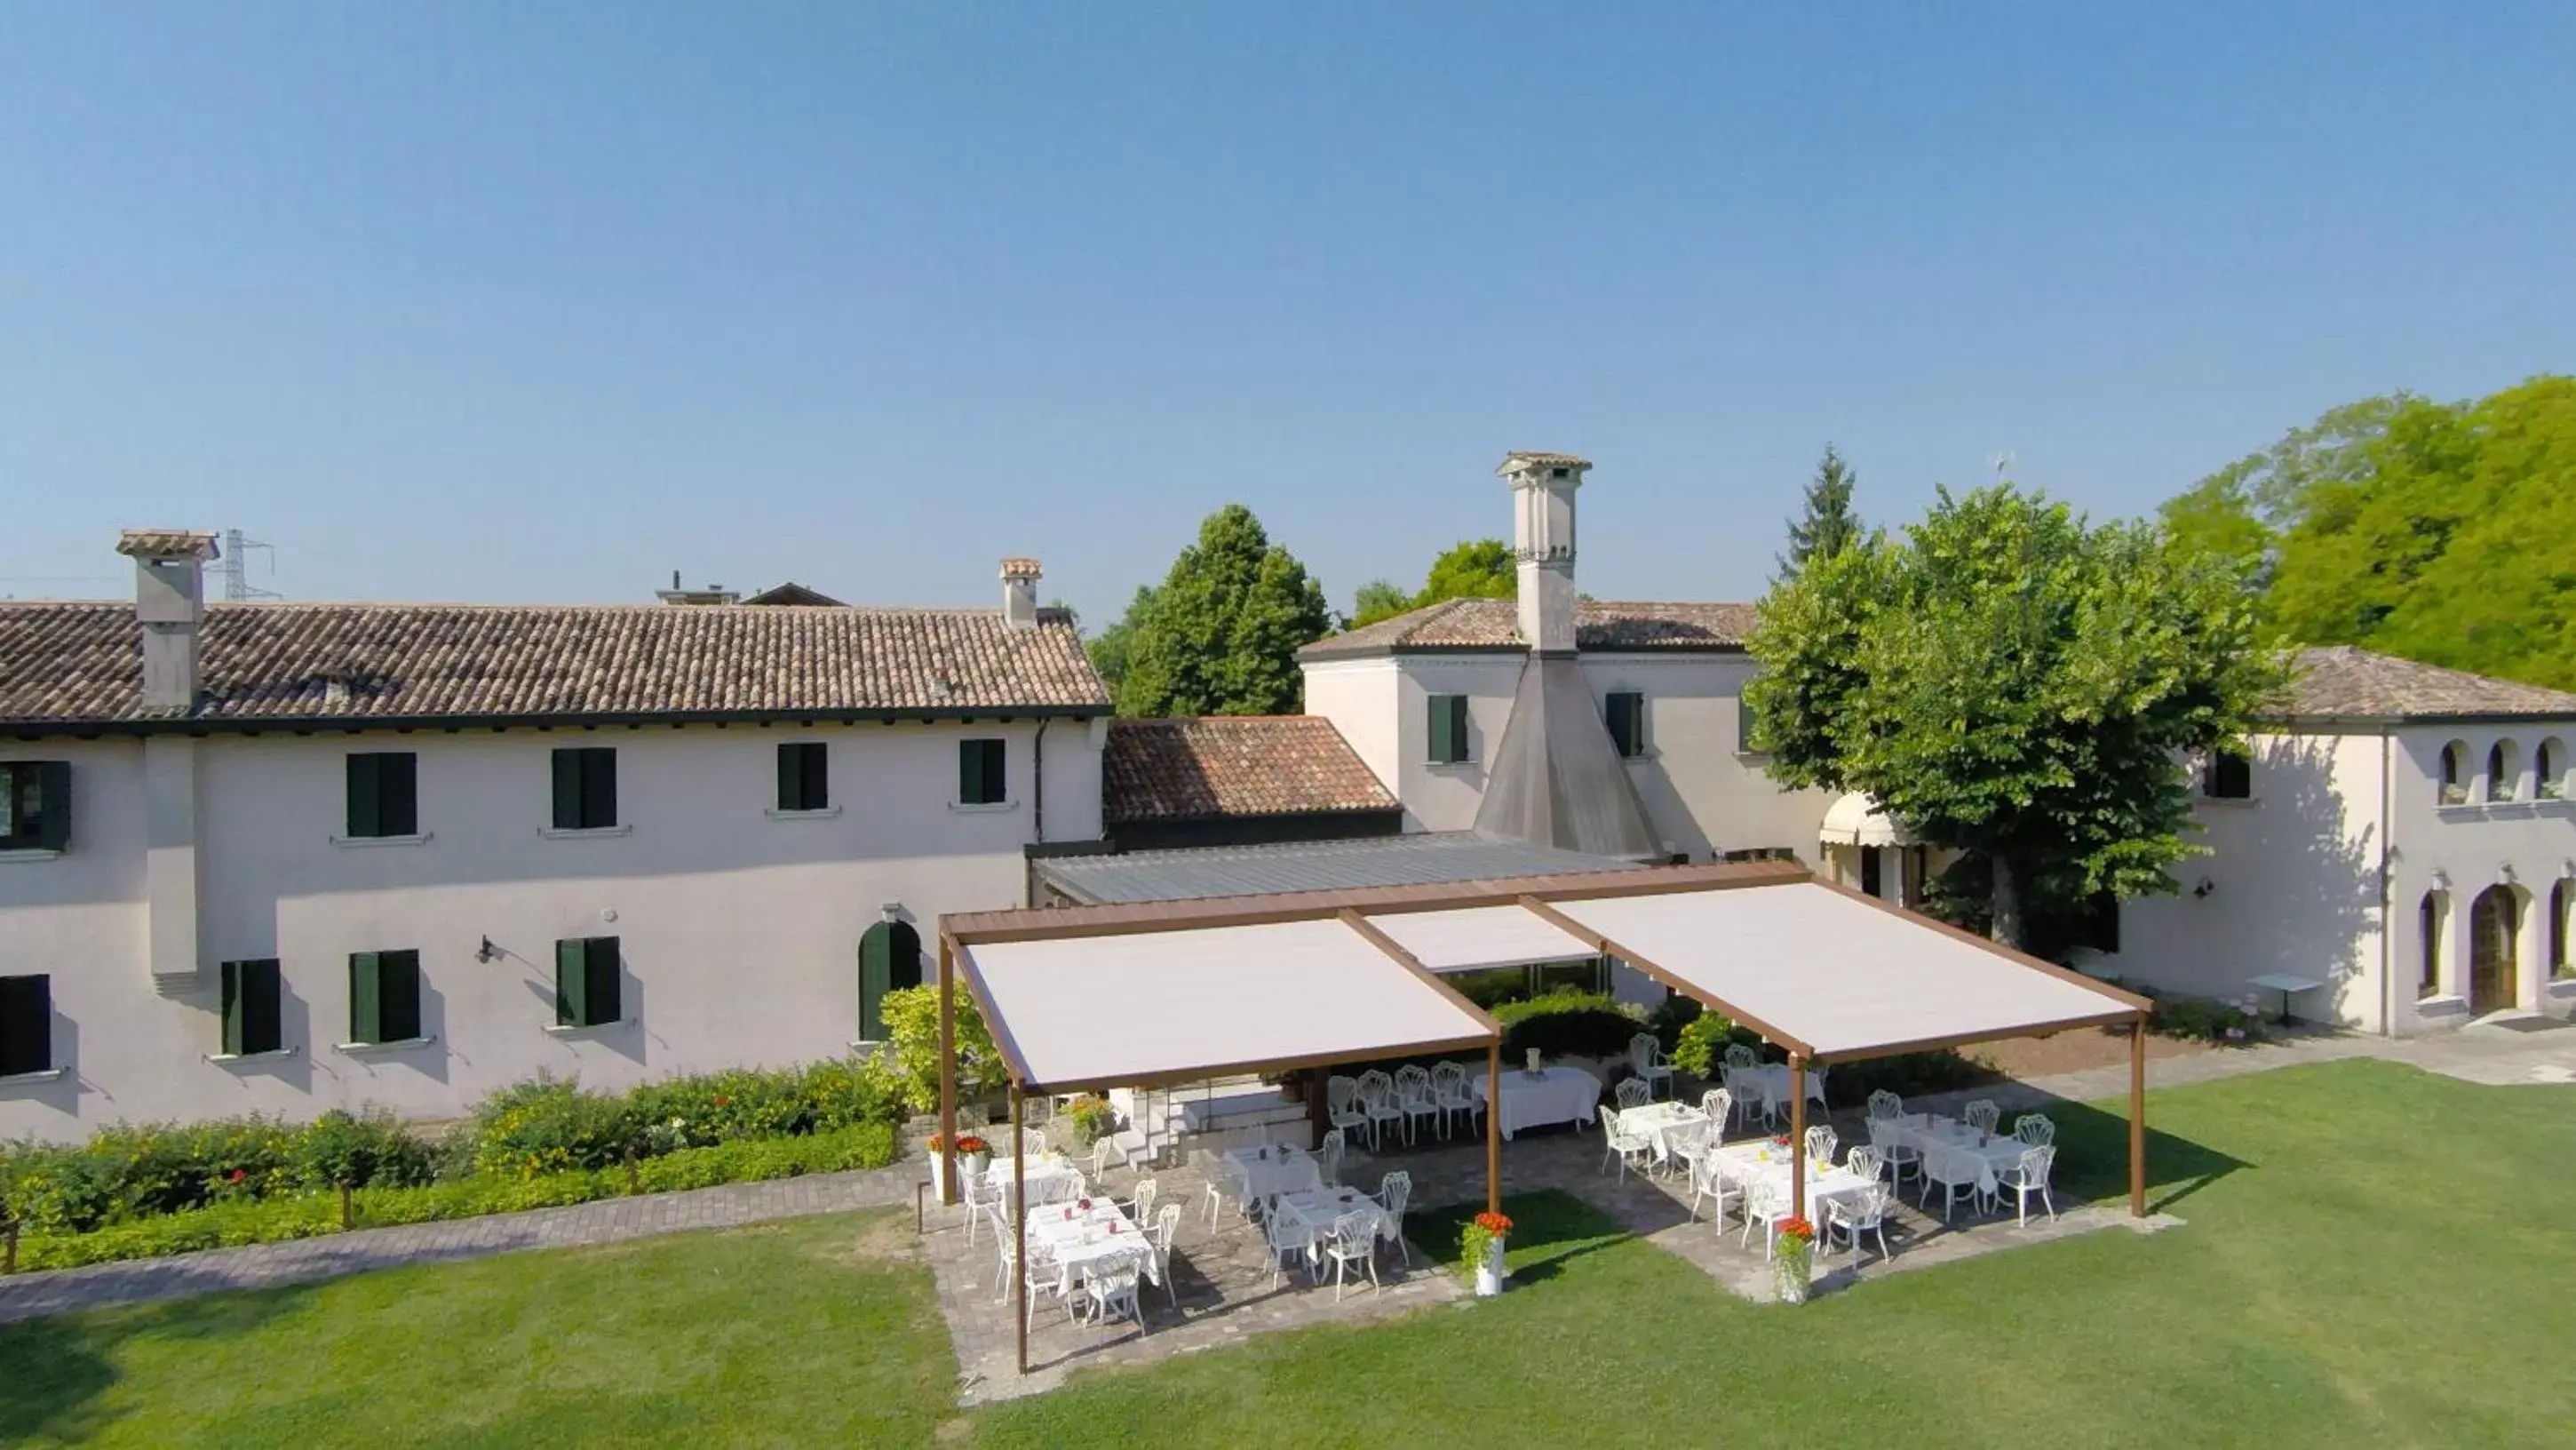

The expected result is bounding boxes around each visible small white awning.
[1819,791,1916,847]
[959,918,1496,1094]
[1364,904,1597,973]
[1549,883,2133,1058]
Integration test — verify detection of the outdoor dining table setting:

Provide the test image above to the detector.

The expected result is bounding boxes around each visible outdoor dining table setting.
[1618,1100,1710,1167]
[1026,1194,1157,1309]
[1711,1138,1878,1216]
[1273,1183,1387,1239]
[1224,1143,1323,1201]
[1471,1063,1601,1139]
[1875,1111,2028,1194]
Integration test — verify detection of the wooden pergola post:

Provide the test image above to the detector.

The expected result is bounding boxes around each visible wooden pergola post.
[2128,1016,2147,1217]
[1786,1050,1808,1228]
[1485,1040,1502,1218]
[1012,1082,1030,1375]
[937,934,958,1206]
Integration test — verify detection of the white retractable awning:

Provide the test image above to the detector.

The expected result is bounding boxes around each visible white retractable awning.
[1546,883,2135,1059]
[1819,791,1916,847]
[959,918,1496,1095]
[1364,904,1596,973]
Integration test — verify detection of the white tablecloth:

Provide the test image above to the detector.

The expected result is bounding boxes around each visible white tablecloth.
[1275,1185,1387,1240]
[982,1157,1085,1201]
[1026,1198,1153,1293]
[1225,1146,1322,1201]
[1473,1064,1601,1139]
[1726,1064,1826,1118]
[1711,1142,1876,1219]
[1877,1113,2027,1193]
[1618,1102,1710,1161]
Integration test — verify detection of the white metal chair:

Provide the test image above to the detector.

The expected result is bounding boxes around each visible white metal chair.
[1320,1209,1380,1301]
[1723,1043,1760,1071]
[1866,1115,1921,1185]
[1326,1075,1371,1148]
[1803,1124,1837,1166]
[1867,1089,1904,1122]
[1394,1064,1440,1144]
[1686,1144,1738,1224]
[1090,1136,1124,1182]
[1356,1070,1405,1151]
[1919,1145,1986,1223]
[1627,1032,1675,1100]
[1698,1088,1731,1142]
[1317,1127,1346,1186]
[1962,1099,2000,1135]
[1996,1144,2057,1226]
[1020,1238,1073,1323]
[1119,1177,1157,1227]
[1614,1076,1654,1111]
[1263,1209,1319,1289]
[1844,1144,1883,1185]
[1825,1182,1895,1263]
[1432,1061,1481,1139]
[2013,1113,2056,1148]
[1599,1110,1652,1181]
[1086,1247,1147,1331]
[1197,1151,1248,1229]
[1374,1171,1415,1268]
[1149,1202,1183,1304]
[1740,1176,1796,1259]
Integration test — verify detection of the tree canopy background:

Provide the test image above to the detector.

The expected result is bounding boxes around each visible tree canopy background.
[1086,505,1334,717]
[1348,538,1516,627]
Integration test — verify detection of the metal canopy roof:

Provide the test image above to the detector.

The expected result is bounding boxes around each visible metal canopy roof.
[1034,831,1643,905]
[1364,904,1597,973]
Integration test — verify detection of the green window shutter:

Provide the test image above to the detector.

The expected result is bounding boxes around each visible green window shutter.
[1737,695,1758,753]
[222,960,280,1056]
[982,740,1005,803]
[556,939,587,1025]
[778,743,826,811]
[858,922,892,1041]
[1606,693,1642,758]
[778,743,801,810]
[961,739,1002,805]
[1429,696,1468,764]
[221,960,247,1056]
[584,749,616,829]
[381,753,417,836]
[584,937,623,1026]
[0,975,49,1076]
[804,743,827,809]
[347,754,380,838]
[34,761,70,851]
[380,950,422,1042]
[552,749,582,830]
[349,952,381,1044]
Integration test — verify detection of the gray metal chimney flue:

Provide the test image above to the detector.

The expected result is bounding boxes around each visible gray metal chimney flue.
[115,530,219,713]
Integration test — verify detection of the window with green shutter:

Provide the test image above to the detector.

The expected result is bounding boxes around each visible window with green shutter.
[1605,691,1646,758]
[958,738,1006,805]
[550,747,617,830]
[555,936,622,1027]
[777,742,829,812]
[219,959,283,1056]
[1427,695,1470,765]
[345,752,419,838]
[0,761,71,852]
[1737,694,1762,754]
[347,949,423,1045]
[0,974,51,1076]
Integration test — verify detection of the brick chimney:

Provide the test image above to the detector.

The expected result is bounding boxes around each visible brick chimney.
[1000,557,1042,630]
[116,530,219,713]
[1499,452,1589,654]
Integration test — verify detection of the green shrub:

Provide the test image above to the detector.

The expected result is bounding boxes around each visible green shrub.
[2151,993,2261,1044]
[1671,1012,1753,1080]
[1494,992,1644,1061]
[290,1108,438,1191]
[1824,1050,1989,1106]
[1061,1095,1114,1148]
[16,1122,898,1272]
[470,1073,642,1178]
[880,985,1002,1114]
[1646,992,1703,1052]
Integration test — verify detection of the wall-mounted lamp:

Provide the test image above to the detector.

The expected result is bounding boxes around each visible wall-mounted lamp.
[2192,878,2216,899]
[475,936,502,963]
[880,901,906,923]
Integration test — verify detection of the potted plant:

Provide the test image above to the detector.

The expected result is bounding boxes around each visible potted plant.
[1062,1095,1114,1150]
[1461,1210,1513,1297]
[1774,1215,1817,1305]
[955,1135,990,1179]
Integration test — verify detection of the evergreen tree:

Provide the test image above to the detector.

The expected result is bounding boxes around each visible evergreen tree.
[1779,444,1862,578]
[1115,505,1335,717]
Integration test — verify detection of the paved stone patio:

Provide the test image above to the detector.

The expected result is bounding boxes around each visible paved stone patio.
[926,1156,1464,1405]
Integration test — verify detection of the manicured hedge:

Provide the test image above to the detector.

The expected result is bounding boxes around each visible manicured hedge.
[1493,991,1648,1062]
[11,1122,897,1272]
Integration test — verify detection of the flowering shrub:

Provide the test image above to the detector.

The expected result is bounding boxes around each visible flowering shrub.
[954,1135,990,1155]
[288,1108,437,1192]
[1459,1209,1514,1272]
[1061,1095,1115,1148]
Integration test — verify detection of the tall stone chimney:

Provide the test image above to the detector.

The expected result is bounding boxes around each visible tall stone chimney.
[116,530,219,713]
[1500,452,1589,653]
[1000,557,1042,630]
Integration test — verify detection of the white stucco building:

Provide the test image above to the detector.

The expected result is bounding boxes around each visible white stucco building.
[2114,646,2576,1035]
[0,535,1108,1140]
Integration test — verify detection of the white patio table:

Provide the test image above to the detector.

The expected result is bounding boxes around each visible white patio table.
[1877,1112,2027,1195]
[984,1155,1086,1202]
[1472,1064,1601,1139]
[1225,1144,1322,1202]
[1725,1064,1827,1124]
[1710,1141,1876,1222]
[1275,1184,1387,1241]
[1618,1101,1708,1167]
[1026,1197,1154,1298]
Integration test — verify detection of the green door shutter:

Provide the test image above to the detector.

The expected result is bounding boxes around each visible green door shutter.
[552,750,582,830]
[584,938,622,1024]
[858,920,919,1041]
[381,950,422,1041]
[347,754,380,838]
[34,761,70,850]
[0,975,48,1076]
[349,952,381,1044]
[556,939,588,1025]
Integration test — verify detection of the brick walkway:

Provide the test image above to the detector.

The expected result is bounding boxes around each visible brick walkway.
[0,1159,925,1326]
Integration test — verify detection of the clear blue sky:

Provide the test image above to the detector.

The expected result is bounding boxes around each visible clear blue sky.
[5,4,2570,625]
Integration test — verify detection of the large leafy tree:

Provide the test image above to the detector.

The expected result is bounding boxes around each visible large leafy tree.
[1778,444,1862,578]
[1115,505,1335,717]
[1746,483,2278,951]
[2158,393,2413,597]
[1349,538,1516,627]
[1082,585,1155,699]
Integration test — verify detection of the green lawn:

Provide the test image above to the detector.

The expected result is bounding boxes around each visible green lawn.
[6,1058,2573,1447]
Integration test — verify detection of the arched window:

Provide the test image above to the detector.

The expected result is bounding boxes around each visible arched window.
[2538,738,2566,801]
[2487,740,2521,803]
[2418,890,2449,999]
[2551,879,2572,980]
[2438,742,2470,806]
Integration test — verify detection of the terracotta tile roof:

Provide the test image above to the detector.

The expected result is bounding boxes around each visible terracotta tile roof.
[1104,716,1396,824]
[1299,598,1758,659]
[0,602,1107,728]
[2276,646,2576,722]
